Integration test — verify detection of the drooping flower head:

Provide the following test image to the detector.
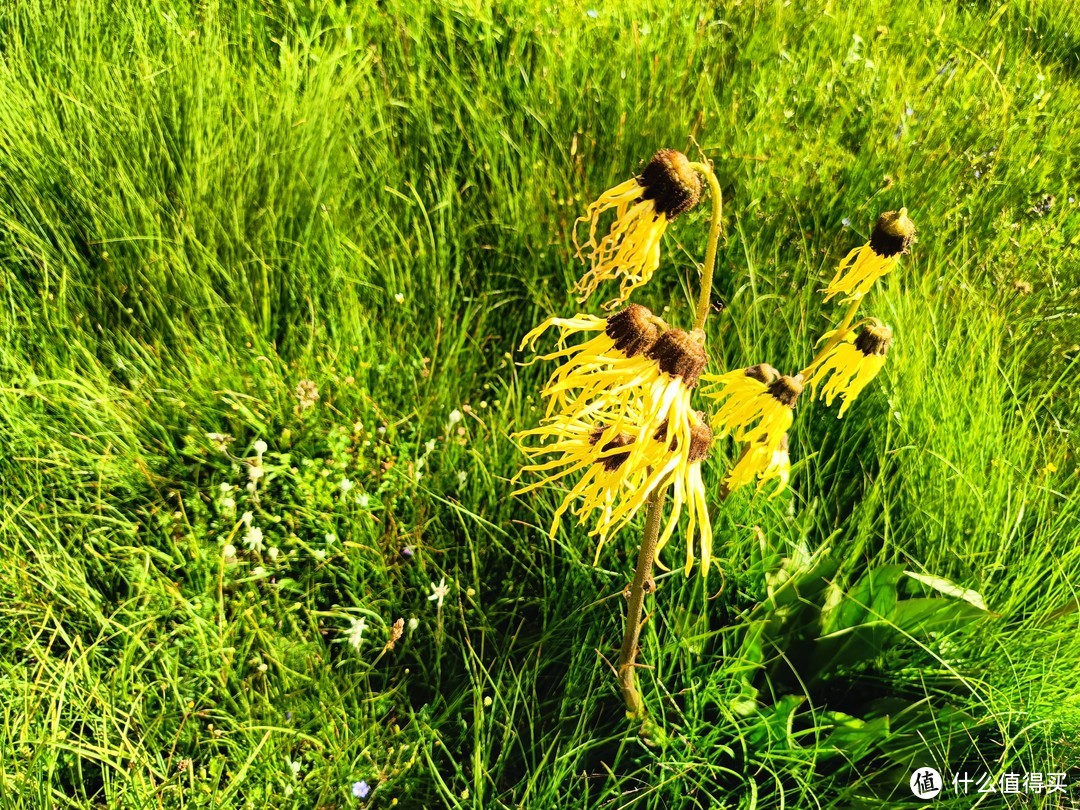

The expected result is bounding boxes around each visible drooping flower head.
[810,321,893,417]
[725,432,791,496]
[515,321,715,574]
[521,304,663,423]
[649,416,714,577]
[513,414,657,555]
[824,209,915,302]
[573,149,702,308]
[701,364,802,492]
[585,327,710,571]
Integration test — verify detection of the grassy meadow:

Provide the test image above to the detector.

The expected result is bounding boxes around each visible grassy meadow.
[0,0,1078,807]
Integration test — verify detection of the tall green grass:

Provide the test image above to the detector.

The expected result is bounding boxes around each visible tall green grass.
[0,0,1077,806]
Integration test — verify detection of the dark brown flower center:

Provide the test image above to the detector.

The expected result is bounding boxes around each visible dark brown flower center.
[638,149,702,220]
[645,329,708,388]
[605,304,660,357]
[869,209,916,257]
[767,375,804,407]
[652,411,710,459]
[688,422,713,463]
[854,324,893,356]
[590,427,634,472]
[744,363,781,385]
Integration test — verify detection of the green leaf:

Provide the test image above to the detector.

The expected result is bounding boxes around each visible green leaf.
[903,571,991,612]
[889,597,990,635]
[822,565,905,635]
[819,712,891,761]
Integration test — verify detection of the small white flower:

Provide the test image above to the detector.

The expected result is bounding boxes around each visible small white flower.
[339,478,354,494]
[244,526,264,553]
[251,566,266,578]
[428,577,450,609]
[206,432,234,452]
[407,617,419,632]
[424,438,436,453]
[346,616,367,649]
[447,409,462,426]
[295,380,320,410]
[457,471,467,486]
[221,497,235,512]
[288,758,302,778]
[313,549,326,560]
[219,482,234,494]
[267,546,279,561]
[393,292,405,304]
[248,464,264,482]
[254,439,268,456]
[356,493,371,508]
[324,532,337,544]
[223,543,237,563]
[241,511,253,526]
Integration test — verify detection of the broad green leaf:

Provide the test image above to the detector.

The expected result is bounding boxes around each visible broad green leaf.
[823,565,905,635]
[889,597,989,635]
[903,571,990,612]
[819,712,891,761]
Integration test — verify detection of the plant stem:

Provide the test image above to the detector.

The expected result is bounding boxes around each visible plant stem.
[617,484,667,719]
[688,161,724,332]
[616,161,724,720]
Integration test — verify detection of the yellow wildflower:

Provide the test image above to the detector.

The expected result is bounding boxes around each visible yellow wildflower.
[513,414,653,550]
[531,317,707,454]
[810,322,892,417]
[515,324,714,572]
[701,364,802,491]
[651,417,714,577]
[573,149,702,308]
[824,209,915,302]
[521,304,663,422]
[726,433,790,496]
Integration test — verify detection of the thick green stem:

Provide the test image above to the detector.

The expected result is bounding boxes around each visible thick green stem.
[617,485,666,719]
[688,161,724,332]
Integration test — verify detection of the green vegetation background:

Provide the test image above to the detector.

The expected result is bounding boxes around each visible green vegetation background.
[0,0,1077,807]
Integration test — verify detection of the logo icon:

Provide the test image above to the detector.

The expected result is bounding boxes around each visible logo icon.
[910,767,943,799]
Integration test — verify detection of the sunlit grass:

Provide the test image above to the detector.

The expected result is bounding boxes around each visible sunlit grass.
[0,0,1077,806]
